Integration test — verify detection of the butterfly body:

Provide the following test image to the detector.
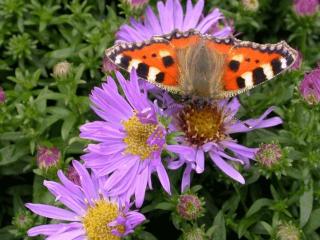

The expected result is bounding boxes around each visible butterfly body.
[106,29,297,99]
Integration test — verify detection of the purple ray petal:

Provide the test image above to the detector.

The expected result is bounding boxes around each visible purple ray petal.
[181,164,192,192]
[209,151,245,184]
[27,223,82,237]
[156,162,171,194]
[26,203,79,221]
[72,160,98,205]
[135,167,149,208]
[46,228,85,240]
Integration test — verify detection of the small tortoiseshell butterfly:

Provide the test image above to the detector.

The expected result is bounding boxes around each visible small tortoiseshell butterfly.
[105,29,298,99]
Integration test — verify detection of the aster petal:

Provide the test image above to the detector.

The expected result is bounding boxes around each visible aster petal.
[195,149,205,173]
[222,141,258,159]
[72,160,99,205]
[105,157,140,195]
[27,223,83,237]
[156,162,171,194]
[173,0,184,29]
[157,0,174,33]
[117,25,142,42]
[135,167,149,207]
[183,0,204,30]
[181,164,192,192]
[197,8,223,33]
[166,145,195,158]
[80,121,125,142]
[209,152,245,184]
[167,159,185,169]
[212,26,233,37]
[144,6,162,35]
[227,107,282,134]
[86,142,126,156]
[57,170,83,198]
[46,228,86,240]
[44,181,86,216]
[26,203,79,221]
[95,154,133,177]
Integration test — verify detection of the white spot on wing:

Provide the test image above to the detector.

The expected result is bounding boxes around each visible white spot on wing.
[280,57,287,69]
[148,67,160,82]
[128,59,141,71]
[261,63,274,80]
[241,72,254,88]
[115,54,123,64]
[232,55,244,62]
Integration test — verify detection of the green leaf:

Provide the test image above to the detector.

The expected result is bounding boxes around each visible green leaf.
[305,208,320,234]
[61,113,77,140]
[300,186,313,227]
[154,202,175,211]
[245,198,273,217]
[210,211,226,240]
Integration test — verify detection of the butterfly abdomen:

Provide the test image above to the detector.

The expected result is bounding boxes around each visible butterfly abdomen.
[176,41,226,98]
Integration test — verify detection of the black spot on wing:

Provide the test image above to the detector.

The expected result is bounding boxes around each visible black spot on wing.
[236,77,246,88]
[229,60,240,72]
[162,56,174,68]
[285,55,294,66]
[155,72,165,83]
[136,63,149,78]
[253,67,267,84]
[271,58,282,75]
[119,55,132,69]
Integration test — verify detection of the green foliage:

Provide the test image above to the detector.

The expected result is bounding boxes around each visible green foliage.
[0,0,320,239]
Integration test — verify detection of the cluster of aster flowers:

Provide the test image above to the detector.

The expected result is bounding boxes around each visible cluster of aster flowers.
[26,0,284,239]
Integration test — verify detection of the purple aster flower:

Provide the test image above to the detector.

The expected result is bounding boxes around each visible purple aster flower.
[26,160,145,239]
[293,0,319,16]
[0,86,5,103]
[80,70,170,207]
[116,0,233,43]
[166,98,282,191]
[36,146,61,169]
[299,65,320,104]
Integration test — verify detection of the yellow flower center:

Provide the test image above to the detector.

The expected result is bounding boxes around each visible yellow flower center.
[83,200,124,240]
[178,103,225,145]
[123,115,159,160]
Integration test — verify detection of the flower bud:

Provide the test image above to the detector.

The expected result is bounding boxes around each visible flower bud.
[177,194,204,220]
[299,66,320,105]
[276,222,301,240]
[53,61,71,78]
[256,143,282,168]
[125,0,149,9]
[242,0,259,11]
[0,87,5,103]
[66,164,81,185]
[293,0,319,16]
[12,210,35,233]
[36,146,61,169]
[182,228,205,240]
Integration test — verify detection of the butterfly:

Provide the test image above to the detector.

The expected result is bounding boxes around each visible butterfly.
[105,29,298,99]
